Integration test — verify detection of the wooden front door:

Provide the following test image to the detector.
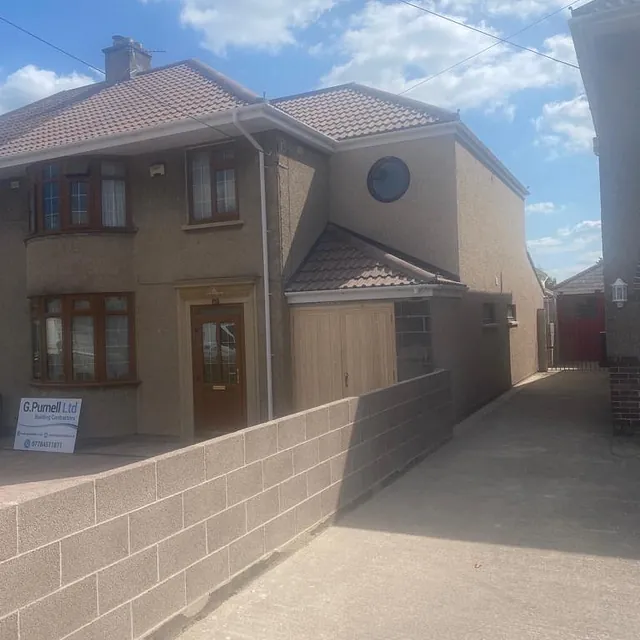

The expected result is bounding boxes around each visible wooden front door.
[191,305,246,433]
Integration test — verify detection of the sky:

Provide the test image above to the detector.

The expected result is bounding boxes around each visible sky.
[0,0,601,283]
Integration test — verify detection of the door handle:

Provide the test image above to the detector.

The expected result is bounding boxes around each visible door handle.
[344,372,349,388]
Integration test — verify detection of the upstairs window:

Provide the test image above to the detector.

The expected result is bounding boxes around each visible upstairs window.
[31,159,129,234]
[31,294,136,385]
[188,147,238,223]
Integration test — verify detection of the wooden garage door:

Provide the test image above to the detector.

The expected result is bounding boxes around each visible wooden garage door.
[291,303,396,411]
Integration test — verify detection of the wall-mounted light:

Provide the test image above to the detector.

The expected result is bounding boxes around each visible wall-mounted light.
[612,278,628,308]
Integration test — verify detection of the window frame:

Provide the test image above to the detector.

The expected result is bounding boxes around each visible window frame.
[507,304,517,322]
[30,158,132,236]
[367,156,411,203]
[186,146,239,224]
[30,293,137,386]
[482,302,497,326]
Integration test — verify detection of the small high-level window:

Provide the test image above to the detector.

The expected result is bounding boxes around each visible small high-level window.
[367,157,411,203]
[30,159,130,234]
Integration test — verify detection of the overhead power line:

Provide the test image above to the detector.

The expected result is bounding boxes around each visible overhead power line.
[0,14,232,139]
[399,0,580,96]
[395,0,579,71]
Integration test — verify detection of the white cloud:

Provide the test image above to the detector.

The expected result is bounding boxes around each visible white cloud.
[527,220,601,256]
[148,0,339,54]
[483,0,571,18]
[534,95,595,156]
[526,201,565,215]
[547,251,603,282]
[321,1,581,114]
[0,65,93,114]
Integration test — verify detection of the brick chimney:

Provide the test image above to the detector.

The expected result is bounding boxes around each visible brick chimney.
[103,36,152,83]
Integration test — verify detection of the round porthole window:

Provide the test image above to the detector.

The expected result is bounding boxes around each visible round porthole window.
[367,156,410,203]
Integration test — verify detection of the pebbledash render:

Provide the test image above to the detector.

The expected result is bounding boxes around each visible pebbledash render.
[0,36,544,442]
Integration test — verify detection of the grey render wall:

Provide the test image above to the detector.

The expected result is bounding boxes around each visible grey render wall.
[329,135,460,278]
[0,180,34,434]
[454,142,543,386]
[0,370,453,640]
[268,133,331,417]
[431,293,512,420]
[584,30,640,428]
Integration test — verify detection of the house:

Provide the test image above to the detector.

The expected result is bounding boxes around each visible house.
[570,0,640,429]
[552,261,605,366]
[0,36,544,441]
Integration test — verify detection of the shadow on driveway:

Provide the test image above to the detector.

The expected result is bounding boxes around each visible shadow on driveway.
[339,371,640,561]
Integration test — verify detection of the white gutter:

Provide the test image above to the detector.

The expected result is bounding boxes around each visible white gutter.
[285,284,466,305]
[232,110,274,421]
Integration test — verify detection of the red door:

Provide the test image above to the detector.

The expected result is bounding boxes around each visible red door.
[557,294,605,364]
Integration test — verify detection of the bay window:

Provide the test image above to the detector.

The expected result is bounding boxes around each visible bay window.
[31,159,130,234]
[31,294,136,384]
[187,147,238,223]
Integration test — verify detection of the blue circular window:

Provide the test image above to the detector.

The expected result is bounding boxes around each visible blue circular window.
[367,156,410,203]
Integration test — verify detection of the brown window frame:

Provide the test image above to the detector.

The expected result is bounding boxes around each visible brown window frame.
[30,293,137,386]
[30,158,132,236]
[187,146,239,224]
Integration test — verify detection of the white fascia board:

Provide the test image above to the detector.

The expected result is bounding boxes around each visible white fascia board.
[0,109,243,170]
[285,284,465,305]
[334,120,528,200]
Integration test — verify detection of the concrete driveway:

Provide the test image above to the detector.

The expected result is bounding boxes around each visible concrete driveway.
[179,371,640,640]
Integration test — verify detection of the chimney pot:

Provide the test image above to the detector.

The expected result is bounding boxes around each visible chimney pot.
[103,35,152,83]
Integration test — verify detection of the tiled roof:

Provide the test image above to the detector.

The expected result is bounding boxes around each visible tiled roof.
[0,60,258,158]
[272,83,458,141]
[572,0,640,16]
[286,225,462,293]
[554,261,604,295]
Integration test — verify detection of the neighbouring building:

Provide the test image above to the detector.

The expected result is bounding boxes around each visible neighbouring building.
[570,0,640,430]
[0,36,544,442]
[553,261,605,367]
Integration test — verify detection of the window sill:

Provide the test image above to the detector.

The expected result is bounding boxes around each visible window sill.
[508,320,519,328]
[182,220,243,232]
[482,322,499,330]
[30,379,141,389]
[25,228,137,243]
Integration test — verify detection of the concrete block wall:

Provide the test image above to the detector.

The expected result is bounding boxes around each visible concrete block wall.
[0,370,453,640]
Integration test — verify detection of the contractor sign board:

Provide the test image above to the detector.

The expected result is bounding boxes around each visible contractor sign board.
[14,398,82,454]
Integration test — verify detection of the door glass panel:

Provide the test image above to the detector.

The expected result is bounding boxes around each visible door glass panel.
[220,322,237,384]
[202,322,219,384]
